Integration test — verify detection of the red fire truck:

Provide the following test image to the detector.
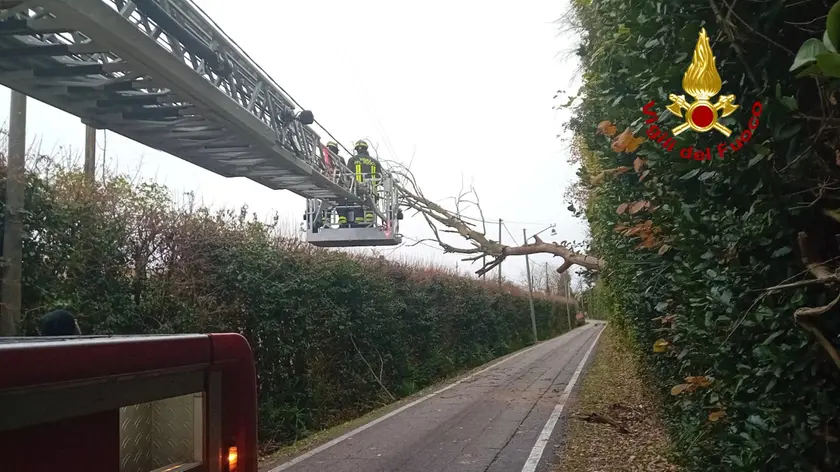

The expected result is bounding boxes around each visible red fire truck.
[0,333,258,472]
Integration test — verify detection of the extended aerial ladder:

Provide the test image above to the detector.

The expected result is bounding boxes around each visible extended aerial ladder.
[0,0,403,246]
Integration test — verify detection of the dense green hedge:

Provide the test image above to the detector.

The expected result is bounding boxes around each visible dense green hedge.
[566,0,840,470]
[0,165,574,450]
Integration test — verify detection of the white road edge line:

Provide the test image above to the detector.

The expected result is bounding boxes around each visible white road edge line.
[520,324,606,472]
[268,325,593,472]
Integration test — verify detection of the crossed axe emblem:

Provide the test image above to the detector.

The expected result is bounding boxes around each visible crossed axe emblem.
[665,93,739,137]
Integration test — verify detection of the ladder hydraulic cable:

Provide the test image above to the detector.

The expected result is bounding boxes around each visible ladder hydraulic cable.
[0,0,402,247]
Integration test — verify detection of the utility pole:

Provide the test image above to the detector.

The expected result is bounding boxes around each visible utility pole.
[101,129,108,182]
[497,218,503,289]
[1,91,26,336]
[523,228,538,344]
[544,262,550,293]
[84,125,96,182]
[563,272,573,330]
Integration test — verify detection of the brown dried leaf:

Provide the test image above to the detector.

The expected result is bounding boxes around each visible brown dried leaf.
[617,203,629,214]
[633,157,645,173]
[709,410,726,422]
[611,128,633,152]
[629,200,648,215]
[670,383,694,395]
[685,376,712,388]
[639,169,650,182]
[626,136,645,152]
[590,166,632,186]
[658,244,671,255]
[597,120,618,136]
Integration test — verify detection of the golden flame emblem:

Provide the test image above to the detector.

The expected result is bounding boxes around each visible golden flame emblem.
[665,28,739,137]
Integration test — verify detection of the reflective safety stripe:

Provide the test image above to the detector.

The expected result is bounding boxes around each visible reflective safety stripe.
[370,165,376,181]
[355,162,363,182]
[364,212,374,222]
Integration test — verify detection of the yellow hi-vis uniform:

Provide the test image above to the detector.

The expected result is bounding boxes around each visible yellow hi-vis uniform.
[346,153,381,227]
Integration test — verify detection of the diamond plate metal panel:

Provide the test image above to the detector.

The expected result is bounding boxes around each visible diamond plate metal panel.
[119,393,203,472]
[120,403,153,472]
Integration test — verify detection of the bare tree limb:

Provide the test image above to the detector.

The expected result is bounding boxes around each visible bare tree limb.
[389,164,604,276]
[783,231,840,371]
[797,314,840,371]
[349,333,396,401]
[799,232,833,280]
[761,274,840,293]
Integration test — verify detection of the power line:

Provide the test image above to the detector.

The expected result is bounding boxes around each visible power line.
[458,213,557,227]
[502,221,517,244]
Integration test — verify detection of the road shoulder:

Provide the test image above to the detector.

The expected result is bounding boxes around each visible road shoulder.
[550,324,680,472]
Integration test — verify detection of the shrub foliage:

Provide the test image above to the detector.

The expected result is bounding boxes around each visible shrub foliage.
[0,164,574,450]
[566,0,840,470]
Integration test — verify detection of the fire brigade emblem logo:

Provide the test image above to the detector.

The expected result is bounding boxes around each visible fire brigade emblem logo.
[665,28,739,137]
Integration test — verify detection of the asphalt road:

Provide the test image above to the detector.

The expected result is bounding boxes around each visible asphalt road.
[265,323,604,472]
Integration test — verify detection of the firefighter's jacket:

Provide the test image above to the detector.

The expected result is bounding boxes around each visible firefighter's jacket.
[346,153,381,185]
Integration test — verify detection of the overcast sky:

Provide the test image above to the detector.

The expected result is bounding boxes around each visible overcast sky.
[0,0,587,287]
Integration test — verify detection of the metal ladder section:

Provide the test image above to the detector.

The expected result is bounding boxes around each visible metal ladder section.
[0,0,379,204]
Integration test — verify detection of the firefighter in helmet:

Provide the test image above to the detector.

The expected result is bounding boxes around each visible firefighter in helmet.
[326,141,352,228]
[345,140,381,227]
[326,141,346,169]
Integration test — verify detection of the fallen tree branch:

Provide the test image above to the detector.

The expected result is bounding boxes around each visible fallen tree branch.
[349,333,396,401]
[761,275,840,293]
[799,232,833,280]
[391,165,605,276]
[797,314,840,371]
[790,231,840,371]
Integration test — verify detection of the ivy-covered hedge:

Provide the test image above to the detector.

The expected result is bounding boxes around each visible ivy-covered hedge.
[566,0,840,470]
[0,165,574,450]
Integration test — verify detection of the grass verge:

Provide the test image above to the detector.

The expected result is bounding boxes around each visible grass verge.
[553,325,679,472]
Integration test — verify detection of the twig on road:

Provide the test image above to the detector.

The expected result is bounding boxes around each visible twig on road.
[571,412,630,434]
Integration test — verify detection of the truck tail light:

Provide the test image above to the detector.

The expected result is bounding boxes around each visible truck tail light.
[226,446,238,472]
